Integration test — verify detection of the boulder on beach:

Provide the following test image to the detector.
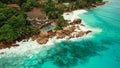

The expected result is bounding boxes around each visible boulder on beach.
[11,43,19,46]
[66,20,71,23]
[63,30,71,35]
[48,31,55,38]
[56,30,66,39]
[57,34,66,39]
[52,29,56,33]
[39,30,48,37]
[68,26,75,32]
[77,31,85,37]
[69,34,74,39]
[37,38,48,44]
[81,23,85,26]
[0,43,7,49]
[73,18,81,24]
[32,35,39,41]
[86,30,92,34]
[63,27,70,31]
[97,2,107,5]
[56,30,63,34]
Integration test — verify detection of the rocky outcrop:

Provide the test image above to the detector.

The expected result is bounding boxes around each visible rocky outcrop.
[0,42,19,49]
[11,43,19,46]
[77,31,85,37]
[56,30,62,34]
[68,26,75,32]
[56,30,64,39]
[32,35,39,41]
[97,1,108,5]
[63,30,71,35]
[81,23,85,26]
[57,34,66,39]
[73,18,81,24]
[34,18,92,45]
[39,30,48,37]
[52,29,56,33]
[86,30,92,34]
[48,31,55,38]
[63,27,70,31]
[37,38,48,44]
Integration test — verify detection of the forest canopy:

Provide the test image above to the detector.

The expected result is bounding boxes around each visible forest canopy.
[0,0,103,42]
[0,2,38,42]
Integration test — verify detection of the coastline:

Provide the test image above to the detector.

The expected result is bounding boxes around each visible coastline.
[0,9,102,57]
[1,0,120,68]
[0,1,107,50]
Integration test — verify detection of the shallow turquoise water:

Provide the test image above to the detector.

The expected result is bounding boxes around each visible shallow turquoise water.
[0,0,120,68]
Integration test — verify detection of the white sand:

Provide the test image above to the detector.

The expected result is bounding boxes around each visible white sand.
[0,9,102,58]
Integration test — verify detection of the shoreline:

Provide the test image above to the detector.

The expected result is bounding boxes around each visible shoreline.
[31,9,93,44]
[0,1,107,50]
[0,9,102,57]
[0,27,102,58]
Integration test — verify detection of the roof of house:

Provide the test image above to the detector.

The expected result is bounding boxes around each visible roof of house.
[26,7,46,19]
[7,4,19,7]
[32,7,40,12]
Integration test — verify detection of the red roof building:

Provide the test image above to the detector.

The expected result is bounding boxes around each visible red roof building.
[31,7,41,12]
[7,4,19,7]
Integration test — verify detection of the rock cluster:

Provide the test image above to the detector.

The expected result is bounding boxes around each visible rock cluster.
[32,18,92,44]
[73,18,81,24]
[37,38,48,44]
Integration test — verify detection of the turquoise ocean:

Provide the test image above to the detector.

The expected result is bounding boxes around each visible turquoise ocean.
[0,0,120,68]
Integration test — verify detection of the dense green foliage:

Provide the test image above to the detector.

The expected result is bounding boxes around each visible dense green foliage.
[0,0,39,12]
[0,1,40,42]
[56,16,66,30]
[42,0,103,19]
[0,0,103,42]
[41,2,58,19]
[57,0,103,9]
[0,0,26,5]
[58,0,74,3]
[58,0,103,4]
[0,2,38,42]
[21,0,40,11]
[0,24,17,41]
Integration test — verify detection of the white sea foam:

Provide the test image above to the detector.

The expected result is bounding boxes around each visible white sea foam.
[0,34,93,58]
[0,38,55,58]
[0,9,102,58]
[63,9,87,22]
[63,9,102,34]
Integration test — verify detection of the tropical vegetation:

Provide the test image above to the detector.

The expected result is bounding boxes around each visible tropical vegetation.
[0,0,103,42]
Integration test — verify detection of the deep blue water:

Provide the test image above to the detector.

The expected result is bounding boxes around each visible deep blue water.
[0,0,120,68]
